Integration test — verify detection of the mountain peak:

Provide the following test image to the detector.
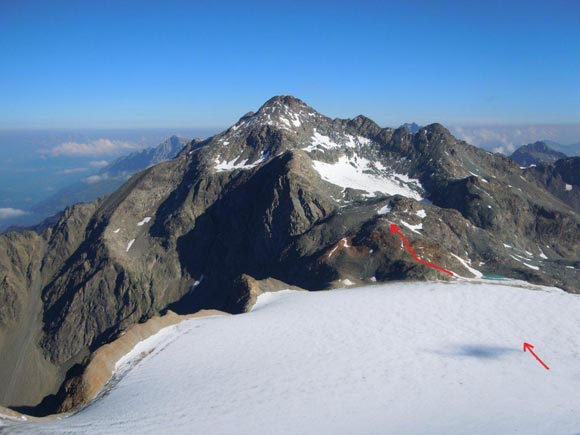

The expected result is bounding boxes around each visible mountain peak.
[510,141,567,166]
[226,95,321,135]
[529,141,553,152]
[259,95,308,111]
[400,122,422,134]
[254,95,317,121]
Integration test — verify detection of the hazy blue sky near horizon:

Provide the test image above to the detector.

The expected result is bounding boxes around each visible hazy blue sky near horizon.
[1,0,579,129]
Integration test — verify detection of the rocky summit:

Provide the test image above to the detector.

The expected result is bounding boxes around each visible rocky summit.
[1,95,579,413]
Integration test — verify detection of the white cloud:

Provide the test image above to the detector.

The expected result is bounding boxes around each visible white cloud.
[44,139,137,157]
[84,172,131,185]
[0,208,28,219]
[449,124,580,154]
[491,143,517,155]
[89,160,109,168]
[84,174,109,184]
[58,167,89,175]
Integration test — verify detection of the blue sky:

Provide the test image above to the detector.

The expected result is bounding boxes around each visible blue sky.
[1,0,579,128]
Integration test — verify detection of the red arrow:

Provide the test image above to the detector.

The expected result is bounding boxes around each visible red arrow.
[523,342,550,370]
[390,223,454,276]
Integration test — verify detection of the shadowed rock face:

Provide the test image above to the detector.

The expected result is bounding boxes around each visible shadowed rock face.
[1,95,579,412]
[525,156,580,214]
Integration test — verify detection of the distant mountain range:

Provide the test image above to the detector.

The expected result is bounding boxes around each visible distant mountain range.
[540,139,580,155]
[0,136,190,233]
[1,96,579,417]
[448,125,580,156]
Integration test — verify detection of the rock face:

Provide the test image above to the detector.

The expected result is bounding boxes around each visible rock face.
[510,141,567,166]
[1,95,579,412]
[525,157,580,213]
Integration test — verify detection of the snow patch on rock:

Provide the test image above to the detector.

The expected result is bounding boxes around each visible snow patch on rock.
[126,239,135,252]
[400,220,423,234]
[137,217,151,226]
[377,204,392,215]
[312,155,423,199]
[450,253,483,278]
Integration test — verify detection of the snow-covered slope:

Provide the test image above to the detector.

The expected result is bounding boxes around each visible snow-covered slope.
[3,281,580,434]
[311,155,423,199]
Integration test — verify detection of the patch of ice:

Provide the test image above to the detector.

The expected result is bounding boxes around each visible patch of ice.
[126,239,135,252]
[400,220,423,234]
[538,249,548,260]
[565,184,573,191]
[190,275,204,291]
[310,131,338,150]
[289,112,301,127]
[327,238,350,258]
[312,155,423,200]
[341,279,355,286]
[113,228,121,234]
[304,130,372,152]
[215,152,268,172]
[416,209,427,218]
[357,136,371,146]
[137,217,151,226]
[377,204,392,215]
[450,253,483,278]
[510,255,539,270]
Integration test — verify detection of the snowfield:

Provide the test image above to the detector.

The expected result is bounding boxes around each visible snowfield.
[311,155,424,199]
[3,281,580,435]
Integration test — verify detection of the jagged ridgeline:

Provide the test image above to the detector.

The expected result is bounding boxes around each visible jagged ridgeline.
[1,95,579,413]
